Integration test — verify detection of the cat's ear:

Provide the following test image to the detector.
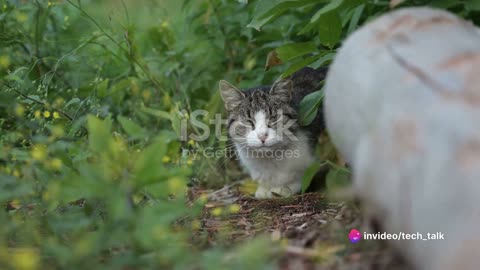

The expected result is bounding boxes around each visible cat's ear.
[219,80,245,111]
[269,79,292,103]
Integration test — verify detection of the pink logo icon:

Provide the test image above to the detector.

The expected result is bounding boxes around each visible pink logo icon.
[348,229,361,243]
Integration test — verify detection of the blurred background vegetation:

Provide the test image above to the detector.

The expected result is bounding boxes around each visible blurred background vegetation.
[0,0,479,269]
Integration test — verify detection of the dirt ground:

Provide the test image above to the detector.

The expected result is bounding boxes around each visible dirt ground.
[190,183,410,270]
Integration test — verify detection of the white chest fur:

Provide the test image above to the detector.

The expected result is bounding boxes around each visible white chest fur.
[236,131,315,198]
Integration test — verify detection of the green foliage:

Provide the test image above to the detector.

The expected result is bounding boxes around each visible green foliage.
[301,162,323,194]
[0,0,478,269]
[0,0,274,268]
[326,166,351,191]
[299,88,324,126]
[276,42,317,62]
[249,0,480,115]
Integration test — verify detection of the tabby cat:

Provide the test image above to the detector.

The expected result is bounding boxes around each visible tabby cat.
[219,67,327,198]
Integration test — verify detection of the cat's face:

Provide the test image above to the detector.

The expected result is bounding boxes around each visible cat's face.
[219,80,299,150]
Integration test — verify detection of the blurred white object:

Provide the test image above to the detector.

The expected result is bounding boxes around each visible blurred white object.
[325,7,480,270]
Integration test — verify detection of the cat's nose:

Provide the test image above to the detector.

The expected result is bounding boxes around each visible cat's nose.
[257,133,268,143]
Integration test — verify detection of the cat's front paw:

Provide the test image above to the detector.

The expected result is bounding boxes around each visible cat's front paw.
[270,186,293,197]
[255,185,298,199]
[255,185,272,199]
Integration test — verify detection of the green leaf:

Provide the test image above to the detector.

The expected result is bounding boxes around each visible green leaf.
[0,145,5,159]
[276,42,317,62]
[465,0,480,11]
[133,140,167,186]
[247,0,313,30]
[346,4,364,34]
[310,0,345,23]
[310,52,336,69]
[26,95,42,104]
[117,116,148,139]
[168,109,183,139]
[281,55,320,78]
[301,162,323,193]
[429,0,462,8]
[134,133,188,187]
[326,167,351,190]
[300,0,364,34]
[97,79,109,98]
[141,106,172,120]
[87,115,113,153]
[65,97,81,108]
[317,11,342,48]
[299,89,324,126]
[109,79,130,104]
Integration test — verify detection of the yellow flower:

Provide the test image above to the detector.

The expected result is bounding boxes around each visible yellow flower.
[211,207,223,216]
[142,90,151,101]
[197,193,208,204]
[54,97,64,107]
[15,12,28,23]
[131,81,139,95]
[152,226,167,240]
[191,220,201,230]
[0,55,10,69]
[31,145,47,161]
[43,111,51,118]
[162,156,171,163]
[167,177,185,194]
[188,139,195,146]
[49,158,62,170]
[186,159,193,166]
[162,94,171,108]
[34,110,41,119]
[228,204,241,214]
[15,104,25,117]
[12,249,39,270]
[132,194,144,204]
[109,137,127,161]
[243,55,256,71]
[53,111,60,119]
[51,125,64,137]
[10,199,20,208]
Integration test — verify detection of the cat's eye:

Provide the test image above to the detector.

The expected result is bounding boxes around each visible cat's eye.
[268,116,281,127]
[246,119,255,128]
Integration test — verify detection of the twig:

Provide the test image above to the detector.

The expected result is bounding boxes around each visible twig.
[3,82,88,134]
[285,246,320,258]
[120,0,130,25]
[207,181,243,199]
[66,0,162,90]
[208,0,236,71]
